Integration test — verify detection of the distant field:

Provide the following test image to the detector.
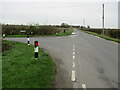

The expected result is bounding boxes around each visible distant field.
[2,40,56,88]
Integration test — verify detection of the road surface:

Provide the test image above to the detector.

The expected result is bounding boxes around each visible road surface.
[6,29,118,88]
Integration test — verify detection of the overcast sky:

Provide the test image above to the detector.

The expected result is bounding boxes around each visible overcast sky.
[0,0,119,28]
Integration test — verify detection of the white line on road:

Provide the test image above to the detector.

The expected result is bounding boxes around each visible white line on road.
[72,44,76,82]
[73,62,75,68]
[73,55,75,60]
[71,70,76,82]
[73,52,75,55]
[72,32,75,35]
[82,84,86,89]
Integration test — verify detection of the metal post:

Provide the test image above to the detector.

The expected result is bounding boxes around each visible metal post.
[102,4,105,35]
[34,41,38,59]
[27,34,30,45]
[3,34,5,39]
[118,1,120,29]
[83,19,85,28]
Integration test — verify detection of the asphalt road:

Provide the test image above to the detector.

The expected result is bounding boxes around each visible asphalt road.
[6,29,118,88]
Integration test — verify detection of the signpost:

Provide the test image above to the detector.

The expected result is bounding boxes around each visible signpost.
[34,41,38,59]
[3,34,5,39]
[27,35,30,45]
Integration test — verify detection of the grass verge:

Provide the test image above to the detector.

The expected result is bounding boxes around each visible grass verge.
[6,35,33,38]
[54,29,73,36]
[2,40,56,88]
[80,30,120,43]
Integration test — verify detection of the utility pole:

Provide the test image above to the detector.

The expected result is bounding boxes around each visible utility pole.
[102,4,105,35]
[118,1,120,29]
[83,19,85,28]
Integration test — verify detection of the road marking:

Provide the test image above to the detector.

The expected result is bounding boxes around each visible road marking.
[73,52,75,55]
[72,45,76,82]
[82,84,86,89]
[73,62,75,68]
[71,70,76,82]
[72,32,75,35]
[73,55,75,60]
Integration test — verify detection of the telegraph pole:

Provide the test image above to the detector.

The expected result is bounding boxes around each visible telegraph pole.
[102,4,105,35]
[118,1,120,29]
[83,19,85,28]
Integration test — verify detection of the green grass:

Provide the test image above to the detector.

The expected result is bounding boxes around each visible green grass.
[6,35,33,37]
[80,30,120,43]
[53,29,73,36]
[2,40,56,88]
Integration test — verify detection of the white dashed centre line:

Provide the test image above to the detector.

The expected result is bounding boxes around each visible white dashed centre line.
[72,45,76,82]
[71,70,76,82]
[73,48,75,51]
[73,52,75,55]
[73,55,75,60]
[73,62,75,68]
[82,84,86,89]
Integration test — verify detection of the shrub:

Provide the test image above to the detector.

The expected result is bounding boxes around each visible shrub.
[2,25,63,35]
[83,28,120,39]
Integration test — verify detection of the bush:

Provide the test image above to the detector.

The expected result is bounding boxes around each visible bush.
[2,24,29,35]
[82,28,120,39]
[61,23,70,28]
[2,24,64,35]
[35,26,60,35]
